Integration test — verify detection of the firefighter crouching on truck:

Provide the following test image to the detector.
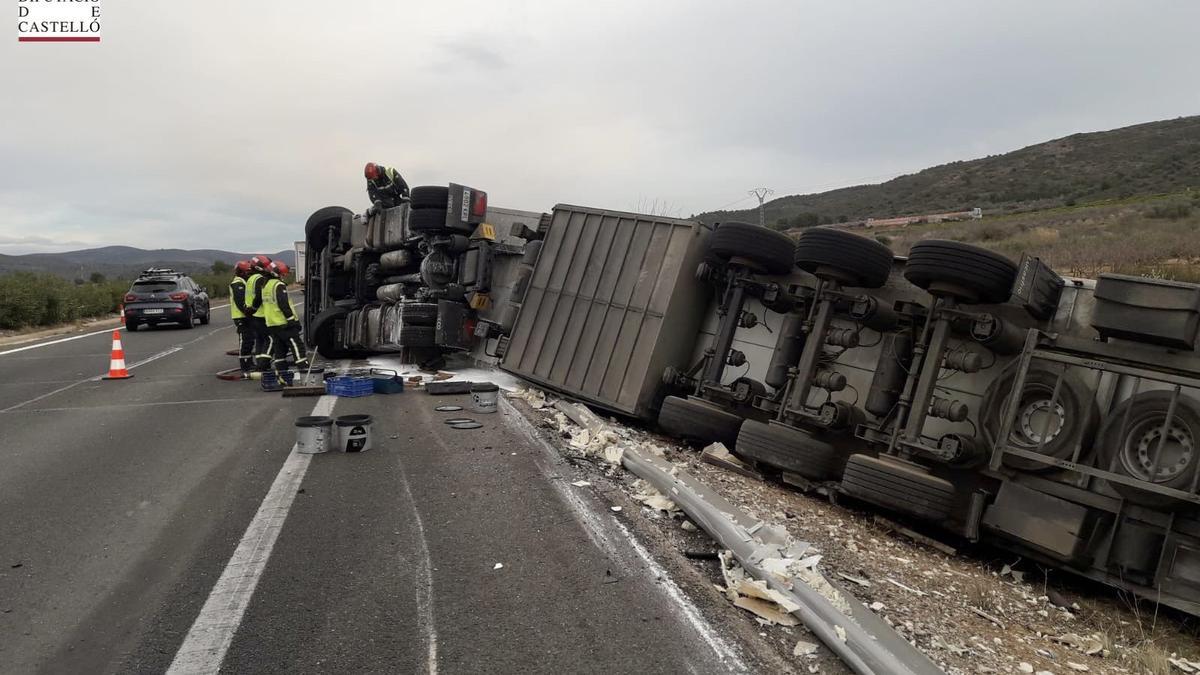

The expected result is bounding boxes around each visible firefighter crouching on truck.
[244,255,273,372]
[229,260,255,376]
[364,162,409,211]
[261,260,308,378]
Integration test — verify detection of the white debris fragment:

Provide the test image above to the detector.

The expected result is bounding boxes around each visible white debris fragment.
[1171,658,1198,674]
[836,571,871,587]
[1066,662,1089,672]
[834,625,847,642]
[680,520,698,532]
[793,640,819,657]
[1050,633,1105,657]
[603,445,625,466]
[633,479,680,514]
[869,601,886,612]
[570,480,592,487]
[1018,663,1034,674]
[1035,671,1054,675]
[610,506,622,512]
[885,577,926,596]
[493,563,504,570]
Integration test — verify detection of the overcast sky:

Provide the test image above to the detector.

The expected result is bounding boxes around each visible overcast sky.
[2,0,1198,254]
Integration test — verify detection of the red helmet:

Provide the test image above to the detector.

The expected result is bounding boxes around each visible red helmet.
[364,162,380,180]
[268,261,290,278]
[234,260,253,277]
[249,255,272,272]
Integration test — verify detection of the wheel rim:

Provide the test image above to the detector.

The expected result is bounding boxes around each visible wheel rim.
[1013,397,1067,447]
[1120,413,1195,482]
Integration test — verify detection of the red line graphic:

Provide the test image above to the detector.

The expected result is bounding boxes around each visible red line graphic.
[18,37,101,43]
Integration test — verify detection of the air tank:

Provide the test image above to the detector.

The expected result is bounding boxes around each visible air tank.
[866,333,913,418]
[765,311,806,390]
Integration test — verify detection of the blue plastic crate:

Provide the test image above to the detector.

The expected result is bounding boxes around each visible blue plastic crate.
[325,375,374,398]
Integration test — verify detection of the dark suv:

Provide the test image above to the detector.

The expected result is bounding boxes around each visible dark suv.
[123,268,211,331]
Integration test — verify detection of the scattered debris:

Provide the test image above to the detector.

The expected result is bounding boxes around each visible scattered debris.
[493,563,503,570]
[970,606,1007,630]
[680,520,698,532]
[873,515,958,556]
[701,442,763,480]
[570,480,592,488]
[836,572,871,588]
[1066,662,1089,672]
[610,506,622,513]
[885,577,926,596]
[794,640,819,657]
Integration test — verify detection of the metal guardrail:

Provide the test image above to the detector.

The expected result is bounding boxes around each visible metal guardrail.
[988,329,1200,507]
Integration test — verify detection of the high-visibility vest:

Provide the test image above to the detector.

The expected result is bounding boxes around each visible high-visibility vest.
[230,277,247,320]
[245,273,264,318]
[261,278,296,327]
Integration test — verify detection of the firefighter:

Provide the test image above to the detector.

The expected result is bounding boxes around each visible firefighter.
[244,254,273,371]
[262,260,308,378]
[364,162,409,209]
[229,260,255,375]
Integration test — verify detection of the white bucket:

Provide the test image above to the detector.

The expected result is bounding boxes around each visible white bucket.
[295,416,334,454]
[470,383,500,414]
[294,366,326,387]
[336,414,374,453]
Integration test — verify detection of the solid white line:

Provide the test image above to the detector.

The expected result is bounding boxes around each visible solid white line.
[0,345,183,414]
[0,327,115,356]
[0,303,231,357]
[396,458,439,675]
[5,397,263,414]
[167,394,337,675]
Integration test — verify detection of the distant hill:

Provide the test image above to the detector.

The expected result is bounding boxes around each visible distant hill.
[698,115,1200,228]
[0,246,296,279]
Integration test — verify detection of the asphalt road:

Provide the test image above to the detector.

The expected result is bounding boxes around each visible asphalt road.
[0,307,749,674]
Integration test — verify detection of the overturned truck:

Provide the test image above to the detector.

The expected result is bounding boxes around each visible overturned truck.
[306,197,1200,616]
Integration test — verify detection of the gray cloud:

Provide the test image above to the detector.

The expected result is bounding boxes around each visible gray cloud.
[2,0,1198,253]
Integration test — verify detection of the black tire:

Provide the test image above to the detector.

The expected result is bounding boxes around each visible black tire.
[306,206,351,252]
[793,228,894,288]
[399,302,438,326]
[199,311,211,325]
[903,240,1017,304]
[735,420,846,480]
[1097,391,1200,508]
[410,208,449,232]
[398,325,436,347]
[125,321,139,333]
[182,309,195,329]
[840,454,955,521]
[410,186,450,210]
[707,222,796,276]
[981,365,1099,472]
[657,396,744,447]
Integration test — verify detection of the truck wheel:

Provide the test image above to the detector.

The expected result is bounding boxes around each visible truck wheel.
[840,454,955,521]
[410,208,449,232]
[707,222,796,276]
[793,228,893,288]
[980,365,1098,472]
[657,395,743,448]
[398,325,436,347]
[1098,391,1200,508]
[306,206,351,252]
[399,302,438,326]
[410,186,450,210]
[735,420,846,480]
[903,240,1017,304]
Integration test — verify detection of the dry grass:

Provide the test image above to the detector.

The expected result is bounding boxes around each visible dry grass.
[878,192,1200,282]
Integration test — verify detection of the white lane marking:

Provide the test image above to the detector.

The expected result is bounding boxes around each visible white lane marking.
[500,398,747,671]
[1,345,182,414]
[5,397,263,414]
[168,394,336,675]
[0,327,115,356]
[395,457,439,675]
[0,303,232,357]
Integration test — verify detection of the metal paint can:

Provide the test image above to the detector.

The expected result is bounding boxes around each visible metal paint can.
[470,383,500,414]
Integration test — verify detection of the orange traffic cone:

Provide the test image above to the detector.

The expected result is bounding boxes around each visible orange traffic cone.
[102,330,133,380]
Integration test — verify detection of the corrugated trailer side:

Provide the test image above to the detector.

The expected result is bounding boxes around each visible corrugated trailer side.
[501,205,711,419]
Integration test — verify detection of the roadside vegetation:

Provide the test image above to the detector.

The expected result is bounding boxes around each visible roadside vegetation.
[0,263,236,330]
[875,191,1200,282]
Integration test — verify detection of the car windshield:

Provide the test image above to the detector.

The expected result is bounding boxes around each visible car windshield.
[133,281,179,293]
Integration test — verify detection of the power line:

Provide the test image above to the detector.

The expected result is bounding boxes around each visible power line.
[749,187,774,228]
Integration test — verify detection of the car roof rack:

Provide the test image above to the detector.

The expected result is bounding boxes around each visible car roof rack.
[137,267,184,279]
